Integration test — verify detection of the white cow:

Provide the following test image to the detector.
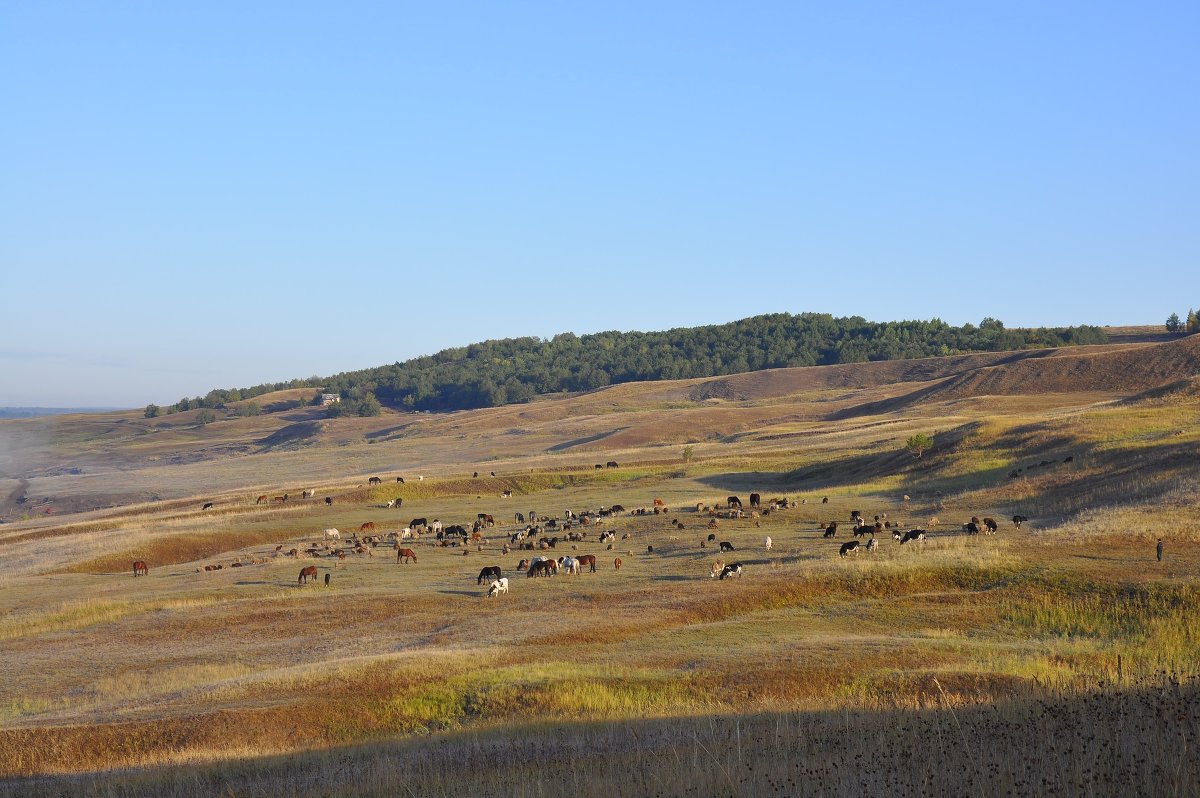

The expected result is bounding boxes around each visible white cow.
[430,520,443,534]
[487,577,510,597]
[764,536,773,550]
[323,528,341,541]
[302,489,316,499]
[399,527,414,540]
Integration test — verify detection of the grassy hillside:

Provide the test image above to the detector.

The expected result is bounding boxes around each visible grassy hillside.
[0,333,1197,795]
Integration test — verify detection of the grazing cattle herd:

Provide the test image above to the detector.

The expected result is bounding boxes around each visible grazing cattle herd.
[124,470,1034,606]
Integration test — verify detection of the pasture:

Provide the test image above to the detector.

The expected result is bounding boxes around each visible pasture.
[2,338,1199,795]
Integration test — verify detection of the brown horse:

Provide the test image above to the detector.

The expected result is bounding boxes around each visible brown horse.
[577,554,597,573]
[396,548,417,563]
[132,561,148,577]
[298,565,319,584]
[256,495,267,504]
[360,522,377,532]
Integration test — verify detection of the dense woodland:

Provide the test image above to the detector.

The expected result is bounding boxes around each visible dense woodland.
[155,313,1107,417]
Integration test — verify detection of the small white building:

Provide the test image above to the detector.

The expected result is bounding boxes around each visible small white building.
[320,393,341,406]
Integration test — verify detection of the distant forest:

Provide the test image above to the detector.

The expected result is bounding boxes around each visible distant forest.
[159,313,1107,416]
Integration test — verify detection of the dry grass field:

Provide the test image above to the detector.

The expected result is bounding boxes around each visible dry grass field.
[1,334,1198,796]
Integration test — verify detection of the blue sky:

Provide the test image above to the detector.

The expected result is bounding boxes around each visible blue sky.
[2,2,1197,407]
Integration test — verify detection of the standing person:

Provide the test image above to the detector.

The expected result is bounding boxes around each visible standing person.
[1156,538,1164,562]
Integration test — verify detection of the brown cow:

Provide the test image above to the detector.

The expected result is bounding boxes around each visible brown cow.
[577,554,597,573]
[360,522,377,532]
[132,560,148,577]
[613,557,622,571]
[397,548,418,563]
[298,565,319,584]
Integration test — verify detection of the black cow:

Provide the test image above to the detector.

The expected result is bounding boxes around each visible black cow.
[397,477,405,483]
[368,476,382,485]
[606,461,618,468]
[748,493,761,509]
[473,471,479,478]
[718,562,743,580]
[823,522,838,538]
[982,517,999,533]
[324,572,331,587]
[719,541,735,552]
[201,502,214,510]
[963,522,980,535]
[1012,515,1029,529]
[477,566,502,584]
[850,510,862,522]
[325,497,333,505]
[410,518,428,530]
[515,512,525,523]
[900,529,926,545]
[839,540,860,558]
[726,496,742,509]
[595,464,603,469]
[822,497,829,504]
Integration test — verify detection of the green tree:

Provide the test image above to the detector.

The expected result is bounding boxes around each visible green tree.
[235,401,261,417]
[1166,313,1182,333]
[144,404,160,418]
[682,445,694,463]
[1188,310,1200,334]
[356,392,382,417]
[905,433,934,459]
[195,409,217,426]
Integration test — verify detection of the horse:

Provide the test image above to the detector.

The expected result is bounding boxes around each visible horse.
[324,572,331,587]
[368,476,382,485]
[298,565,319,584]
[487,577,509,597]
[132,560,148,577]
[397,548,417,563]
[360,522,377,532]
[577,554,597,573]
[477,565,502,584]
[256,495,267,504]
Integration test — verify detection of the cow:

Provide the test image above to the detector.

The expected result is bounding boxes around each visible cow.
[298,565,319,584]
[839,540,860,558]
[256,495,268,504]
[324,572,331,587]
[368,476,382,485]
[764,536,772,550]
[850,510,862,523]
[477,565,502,584]
[132,560,149,577]
[410,518,428,530]
[487,577,509,597]
[709,561,726,578]
[727,496,742,509]
[325,497,333,505]
[473,471,479,479]
[719,541,735,552]
[397,477,405,483]
[823,522,837,539]
[386,499,396,508]
[900,529,927,545]
[1012,515,1029,529]
[477,514,495,527]
[866,537,879,552]
[515,512,525,523]
[577,554,597,573]
[982,517,999,534]
[718,563,743,580]
[324,528,340,541]
[653,498,664,508]
[963,522,980,535]
[606,461,618,468]
[396,548,418,563]
[749,493,761,509]
[201,502,214,511]
[501,490,512,498]
[302,489,316,499]
[360,522,377,533]
[613,557,622,571]
[595,464,604,470]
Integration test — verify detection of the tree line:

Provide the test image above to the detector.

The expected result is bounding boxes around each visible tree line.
[151,313,1107,418]
[1166,311,1200,334]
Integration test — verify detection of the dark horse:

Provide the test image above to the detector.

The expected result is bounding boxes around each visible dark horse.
[298,565,319,584]
[132,561,149,577]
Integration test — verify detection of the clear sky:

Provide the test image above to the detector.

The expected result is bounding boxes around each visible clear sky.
[2,2,1197,407]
